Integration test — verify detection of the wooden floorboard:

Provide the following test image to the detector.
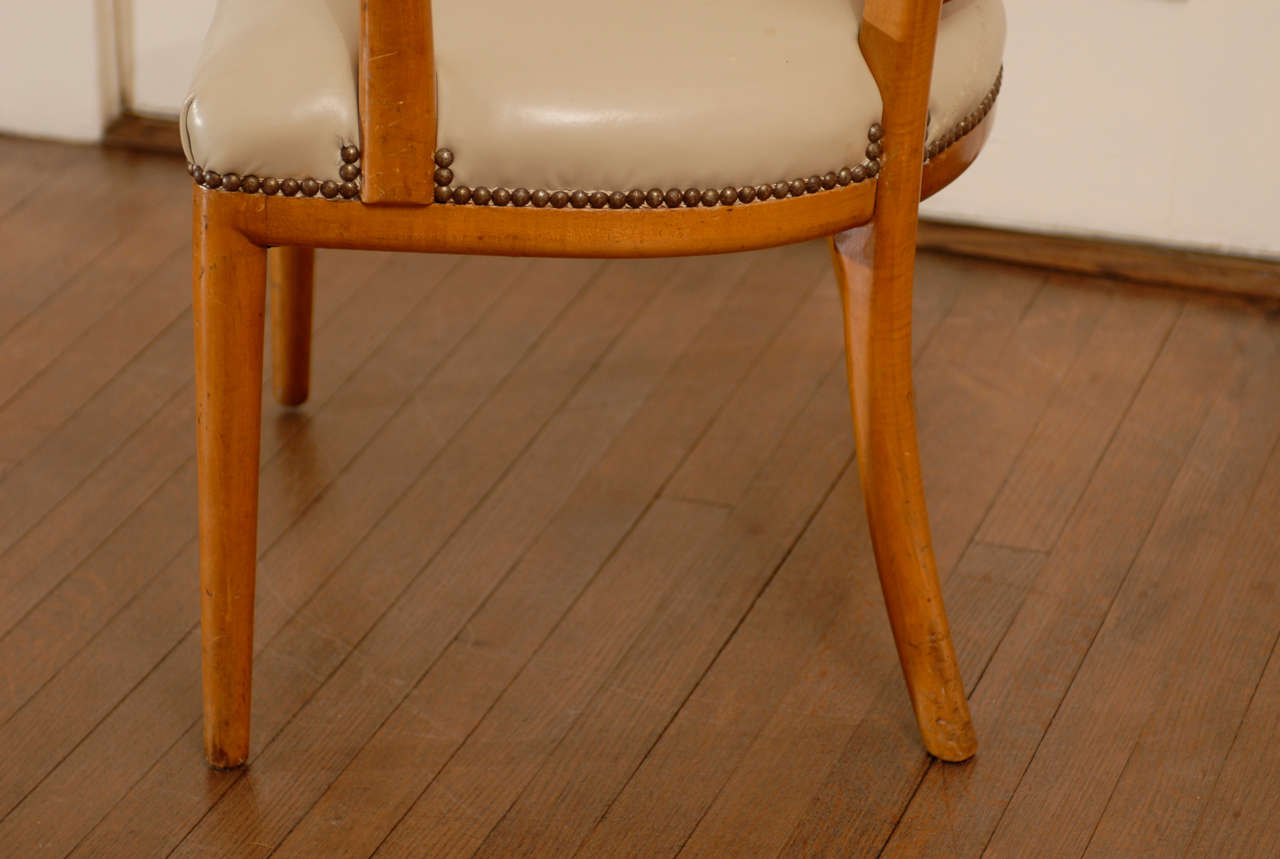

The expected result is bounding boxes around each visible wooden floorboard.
[2,139,1278,858]
[1086,440,1280,855]
[269,248,824,858]
[984,306,1280,858]
[6,255,601,855]
[1185,603,1280,857]
[917,219,1280,302]
[0,135,86,221]
[163,256,735,858]
[0,249,443,722]
[671,263,1104,859]
[884,298,1271,858]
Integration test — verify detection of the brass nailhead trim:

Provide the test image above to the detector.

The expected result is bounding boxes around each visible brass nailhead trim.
[185,68,999,206]
[430,123,882,211]
[430,68,1000,209]
[924,67,1002,163]
[187,143,362,200]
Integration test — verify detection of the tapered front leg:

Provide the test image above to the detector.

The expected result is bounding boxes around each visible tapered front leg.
[268,246,315,406]
[193,189,268,768]
[830,226,976,762]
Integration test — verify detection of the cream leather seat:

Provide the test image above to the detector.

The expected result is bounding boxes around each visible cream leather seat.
[182,0,1004,202]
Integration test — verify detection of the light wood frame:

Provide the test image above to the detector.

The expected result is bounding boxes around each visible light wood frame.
[193,0,989,768]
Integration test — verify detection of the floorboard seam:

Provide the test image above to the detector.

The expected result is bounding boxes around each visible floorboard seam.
[343,263,689,859]
[0,240,187,414]
[573,369,850,859]
[0,305,191,548]
[973,309,1212,857]
[1178,623,1280,859]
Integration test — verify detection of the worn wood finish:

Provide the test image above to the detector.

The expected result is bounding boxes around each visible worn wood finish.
[4,139,1280,856]
[359,0,436,204]
[192,188,268,768]
[832,0,974,761]
[832,229,974,763]
[211,179,875,259]
[268,246,315,406]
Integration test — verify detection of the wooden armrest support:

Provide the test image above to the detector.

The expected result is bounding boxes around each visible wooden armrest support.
[858,0,942,216]
[359,0,437,204]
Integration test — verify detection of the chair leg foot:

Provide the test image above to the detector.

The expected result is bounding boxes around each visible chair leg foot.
[830,226,977,763]
[193,190,268,768]
[269,246,315,407]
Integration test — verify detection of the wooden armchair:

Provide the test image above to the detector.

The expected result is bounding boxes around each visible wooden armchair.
[183,0,1005,768]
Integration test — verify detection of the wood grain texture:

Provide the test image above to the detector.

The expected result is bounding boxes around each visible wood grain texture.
[0,150,180,341]
[984,304,1280,858]
[388,367,856,858]
[977,280,1181,551]
[102,112,184,156]
[573,259,957,857]
[268,246,315,406]
[883,298,1269,857]
[358,0,436,204]
[0,251,401,740]
[1086,440,1280,855]
[917,219,1280,301]
[685,261,1108,858]
[167,258,732,856]
[3,139,1279,857]
[274,248,820,858]
[0,250,455,844]
[0,133,83,220]
[15,255,587,857]
[837,0,975,762]
[193,188,269,767]
[1186,608,1280,858]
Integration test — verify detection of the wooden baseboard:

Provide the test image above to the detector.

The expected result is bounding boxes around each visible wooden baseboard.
[98,113,1280,302]
[918,220,1280,303]
[103,112,184,157]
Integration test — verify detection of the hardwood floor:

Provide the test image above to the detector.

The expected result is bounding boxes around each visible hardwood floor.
[1,137,1278,858]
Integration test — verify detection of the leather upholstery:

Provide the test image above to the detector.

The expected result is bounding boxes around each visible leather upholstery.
[182,0,360,185]
[182,0,1004,190]
[928,0,1005,147]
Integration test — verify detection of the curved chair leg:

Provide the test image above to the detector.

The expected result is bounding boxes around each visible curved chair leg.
[268,246,315,407]
[193,189,268,768]
[830,225,977,762]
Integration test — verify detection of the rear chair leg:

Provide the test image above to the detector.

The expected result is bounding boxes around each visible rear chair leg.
[830,224,977,762]
[268,246,315,407]
[193,189,268,768]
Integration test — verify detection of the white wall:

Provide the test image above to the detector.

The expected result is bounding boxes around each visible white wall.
[0,0,119,142]
[922,0,1280,259]
[127,0,218,116]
